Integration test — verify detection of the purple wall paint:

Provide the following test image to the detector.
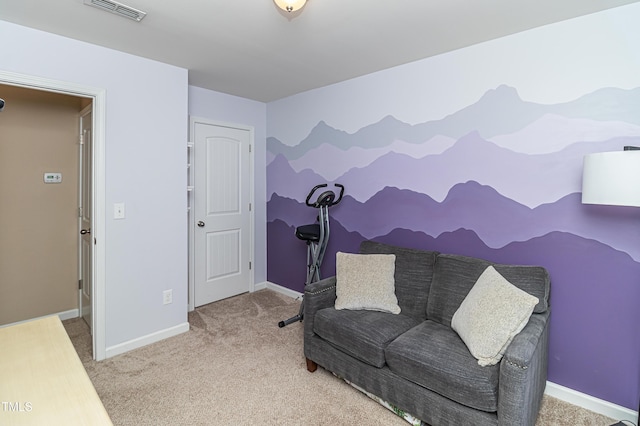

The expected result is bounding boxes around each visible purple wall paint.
[266,84,640,410]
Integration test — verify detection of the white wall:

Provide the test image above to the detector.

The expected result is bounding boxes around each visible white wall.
[188,86,267,285]
[1,21,189,350]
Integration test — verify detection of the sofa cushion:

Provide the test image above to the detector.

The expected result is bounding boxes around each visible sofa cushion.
[452,265,539,366]
[335,252,400,314]
[385,320,500,412]
[427,254,550,327]
[314,308,420,368]
[359,241,438,322]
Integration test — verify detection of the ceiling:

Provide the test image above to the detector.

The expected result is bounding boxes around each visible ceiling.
[1,0,638,103]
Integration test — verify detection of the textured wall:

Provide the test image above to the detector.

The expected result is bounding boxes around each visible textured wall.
[267,4,640,410]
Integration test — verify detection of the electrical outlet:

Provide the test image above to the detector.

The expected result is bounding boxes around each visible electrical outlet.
[163,289,173,305]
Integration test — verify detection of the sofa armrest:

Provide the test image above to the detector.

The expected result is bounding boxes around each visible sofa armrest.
[497,311,550,426]
[303,276,336,339]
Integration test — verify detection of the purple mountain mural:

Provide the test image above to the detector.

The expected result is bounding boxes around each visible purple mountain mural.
[267,218,363,293]
[267,154,328,203]
[333,134,640,206]
[338,184,640,261]
[281,113,640,182]
[489,113,640,154]
[267,85,640,160]
[286,134,456,182]
[270,181,640,262]
[269,134,637,210]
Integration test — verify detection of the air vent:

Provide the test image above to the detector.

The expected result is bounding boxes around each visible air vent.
[84,0,147,22]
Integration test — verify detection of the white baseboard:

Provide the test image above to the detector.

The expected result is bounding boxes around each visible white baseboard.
[58,308,80,321]
[105,322,190,359]
[253,281,268,291]
[0,308,80,329]
[262,281,303,300]
[545,382,637,423]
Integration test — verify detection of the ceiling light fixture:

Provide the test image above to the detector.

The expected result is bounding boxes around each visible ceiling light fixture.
[84,0,147,22]
[274,0,307,13]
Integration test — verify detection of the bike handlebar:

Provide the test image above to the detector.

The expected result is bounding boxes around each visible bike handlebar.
[333,183,345,204]
[305,183,345,208]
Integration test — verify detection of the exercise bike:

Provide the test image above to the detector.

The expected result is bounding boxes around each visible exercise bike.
[278,183,345,328]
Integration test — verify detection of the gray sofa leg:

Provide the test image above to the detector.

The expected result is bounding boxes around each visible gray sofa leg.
[306,358,318,372]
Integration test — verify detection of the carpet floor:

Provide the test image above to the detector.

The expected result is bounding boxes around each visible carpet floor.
[63,289,619,425]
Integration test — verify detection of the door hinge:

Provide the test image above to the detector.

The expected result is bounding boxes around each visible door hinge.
[78,207,83,217]
[249,261,252,270]
[249,203,252,211]
[79,134,84,145]
[78,279,82,290]
[249,144,252,153]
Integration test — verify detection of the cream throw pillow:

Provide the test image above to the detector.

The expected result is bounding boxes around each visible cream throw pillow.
[451,265,539,366]
[334,252,400,314]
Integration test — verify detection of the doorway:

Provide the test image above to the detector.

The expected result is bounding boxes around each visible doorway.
[0,71,107,360]
[0,84,84,328]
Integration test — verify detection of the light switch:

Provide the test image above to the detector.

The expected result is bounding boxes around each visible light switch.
[114,203,125,219]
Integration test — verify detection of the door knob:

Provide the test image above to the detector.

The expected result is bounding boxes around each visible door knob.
[80,228,91,235]
[197,221,205,228]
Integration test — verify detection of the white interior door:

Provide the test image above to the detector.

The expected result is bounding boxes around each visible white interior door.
[79,106,92,332]
[193,121,252,307]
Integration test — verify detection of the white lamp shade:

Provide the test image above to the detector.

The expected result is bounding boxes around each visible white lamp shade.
[274,0,307,12]
[582,150,640,207]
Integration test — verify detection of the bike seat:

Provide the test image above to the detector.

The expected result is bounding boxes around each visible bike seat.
[295,224,320,242]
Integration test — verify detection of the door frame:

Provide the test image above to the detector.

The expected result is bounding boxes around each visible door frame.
[0,70,107,361]
[78,104,93,330]
[188,116,255,311]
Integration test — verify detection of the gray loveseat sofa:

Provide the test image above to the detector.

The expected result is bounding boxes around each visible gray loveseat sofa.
[303,241,551,426]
